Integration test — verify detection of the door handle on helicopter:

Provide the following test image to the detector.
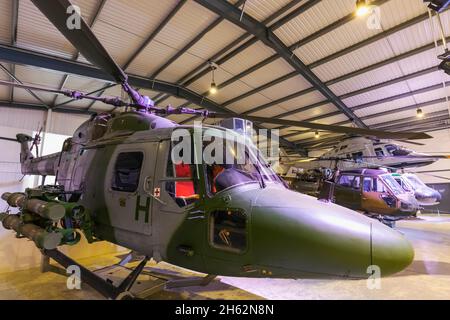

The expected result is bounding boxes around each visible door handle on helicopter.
[143,176,166,206]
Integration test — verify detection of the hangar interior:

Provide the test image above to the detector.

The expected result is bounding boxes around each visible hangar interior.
[0,0,449,300]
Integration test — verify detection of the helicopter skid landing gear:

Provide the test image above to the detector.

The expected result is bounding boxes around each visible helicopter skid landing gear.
[41,248,149,300]
[41,249,216,300]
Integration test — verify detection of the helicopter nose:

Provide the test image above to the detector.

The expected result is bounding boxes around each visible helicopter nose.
[250,188,414,279]
[370,222,414,276]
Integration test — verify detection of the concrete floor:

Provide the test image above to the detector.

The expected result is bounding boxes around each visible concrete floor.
[0,214,449,300]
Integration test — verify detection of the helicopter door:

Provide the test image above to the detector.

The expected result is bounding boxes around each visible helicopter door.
[361,177,395,214]
[334,175,361,210]
[105,143,158,236]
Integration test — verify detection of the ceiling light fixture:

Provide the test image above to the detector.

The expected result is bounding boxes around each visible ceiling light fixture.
[416,108,424,118]
[209,61,218,95]
[356,0,370,17]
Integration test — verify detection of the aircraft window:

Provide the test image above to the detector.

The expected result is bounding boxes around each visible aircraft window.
[353,176,361,190]
[406,174,427,188]
[363,177,372,192]
[373,178,387,193]
[352,152,363,163]
[211,209,247,252]
[338,175,354,188]
[111,152,143,193]
[380,174,404,195]
[165,145,199,207]
[385,144,412,156]
[375,148,384,157]
[204,140,282,195]
[395,177,412,192]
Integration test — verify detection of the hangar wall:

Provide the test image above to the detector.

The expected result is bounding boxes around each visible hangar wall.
[0,108,124,274]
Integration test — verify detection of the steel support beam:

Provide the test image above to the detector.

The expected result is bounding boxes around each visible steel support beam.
[194,0,368,128]
[241,35,450,120]
[185,0,392,112]
[371,110,449,129]
[154,0,319,104]
[150,0,246,79]
[9,0,19,102]
[52,0,107,107]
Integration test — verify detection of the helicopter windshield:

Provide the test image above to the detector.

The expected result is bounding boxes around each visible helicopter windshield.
[202,130,283,194]
[405,174,427,189]
[380,174,405,195]
[393,175,413,192]
[385,144,412,156]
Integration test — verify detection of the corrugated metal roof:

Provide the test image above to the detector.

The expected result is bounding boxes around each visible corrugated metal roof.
[238,58,294,88]
[0,63,12,100]
[17,0,100,59]
[364,101,450,126]
[274,0,357,47]
[244,0,294,22]
[0,0,12,44]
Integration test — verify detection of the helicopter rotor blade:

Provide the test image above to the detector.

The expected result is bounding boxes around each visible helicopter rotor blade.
[0,136,18,143]
[395,140,425,146]
[210,113,432,140]
[30,0,127,85]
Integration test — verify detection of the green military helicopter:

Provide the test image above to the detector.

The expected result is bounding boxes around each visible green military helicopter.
[0,0,427,299]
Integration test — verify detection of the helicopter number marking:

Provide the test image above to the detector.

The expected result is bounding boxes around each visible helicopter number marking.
[135,195,151,223]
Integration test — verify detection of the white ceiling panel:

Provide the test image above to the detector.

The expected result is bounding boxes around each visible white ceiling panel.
[277,90,326,112]
[378,0,427,29]
[364,102,450,126]
[91,20,143,68]
[187,20,246,60]
[387,10,450,56]
[219,41,275,76]
[280,103,338,121]
[98,0,180,38]
[354,96,416,118]
[257,75,312,101]
[226,94,272,114]
[211,81,253,104]
[329,63,404,96]
[244,0,293,22]
[342,81,412,108]
[17,0,100,59]
[310,38,394,82]
[406,70,449,91]
[153,1,219,51]
[157,52,204,83]
[274,0,356,47]
[413,86,450,104]
[0,0,12,44]
[238,58,294,89]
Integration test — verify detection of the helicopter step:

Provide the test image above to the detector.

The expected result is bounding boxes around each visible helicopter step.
[40,249,216,300]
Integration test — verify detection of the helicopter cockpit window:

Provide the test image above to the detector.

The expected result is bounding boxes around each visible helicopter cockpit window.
[363,177,387,193]
[111,152,143,193]
[165,146,199,208]
[385,144,412,156]
[211,209,247,252]
[353,176,361,190]
[338,175,354,188]
[352,152,363,163]
[363,177,371,192]
[204,137,282,195]
[380,174,404,195]
[375,148,384,157]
